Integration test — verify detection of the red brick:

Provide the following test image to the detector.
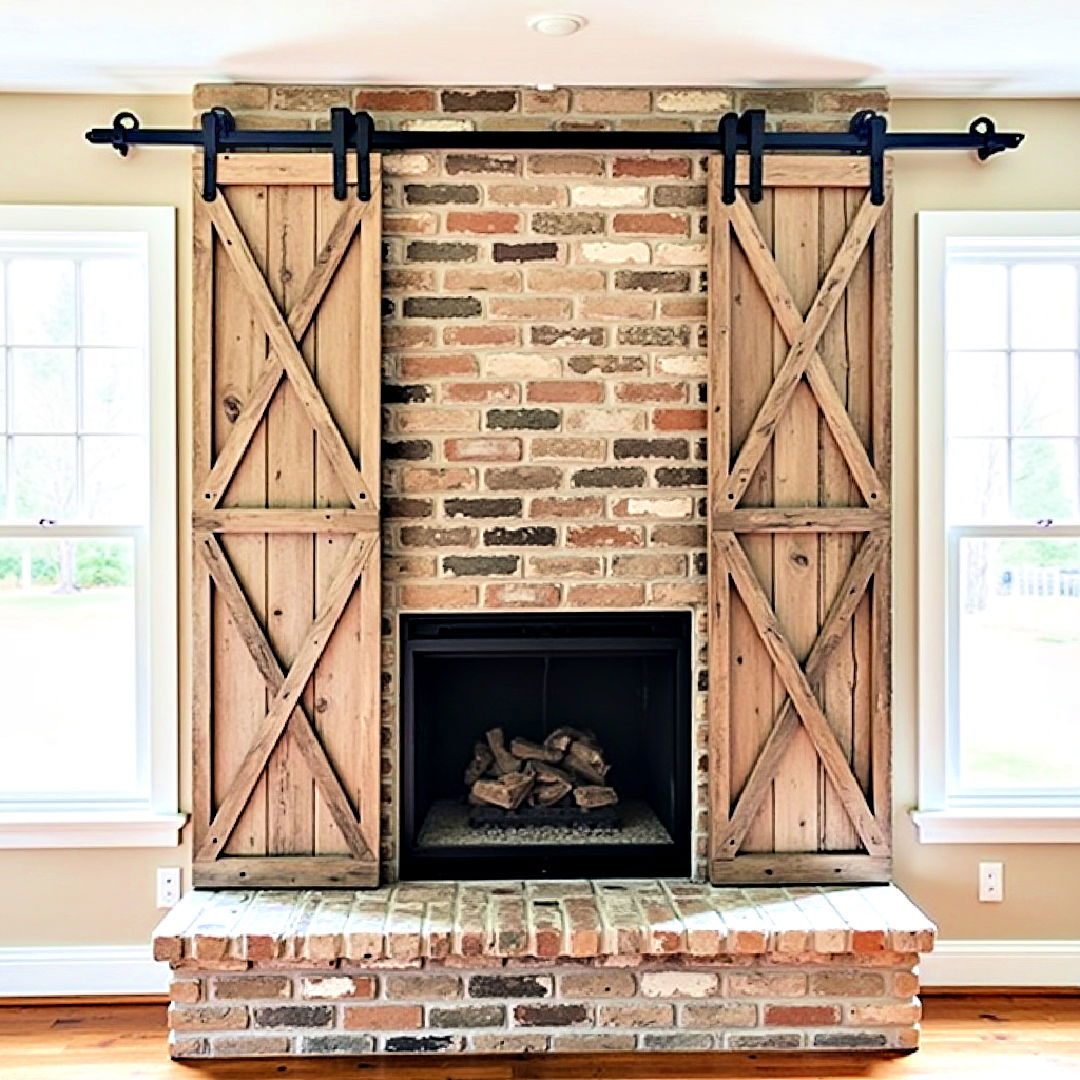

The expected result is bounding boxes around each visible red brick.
[527,381,603,404]
[613,212,689,236]
[764,1004,841,1026]
[580,296,654,320]
[567,524,644,548]
[526,268,606,292]
[445,437,522,462]
[653,408,706,430]
[615,381,687,403]
[342,1005,422,1031]
[443,382,519,404]
[400,467,476,492]
[385,324,437,349]
[385,212,439,235]
[446,211,522,234]
[400,353,477,378]
[531,437,606,461]
[567,583,646,606]
[530,496,604,518]
[490,297,573,320]
[613,156,692,179]
[575,89,651,113]
[443,325,519,347]
[486,583,561,607]
[399,583,478,608]
[444,268,522,291]
[354,88,437,111]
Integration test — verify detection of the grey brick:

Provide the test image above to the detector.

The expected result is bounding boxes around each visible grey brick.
[384,1035,463,1053]
[404,184,481,205]
[484,525,557,546]
[656,466,707,486]
[572,466,647,488]
[493,242,558,263]
[442,554,519,576]
[300,1033,376,1055]
[486,408,560,431]
[429,1004,505,1028]
[814,1032,890,1048]
[403,296,482,319]
[614,438,689,460]
[406,241,478,263]
[252,1005,332,1029]
[469,974,552,999]
[445,497,522,518]
[384,439,432,460]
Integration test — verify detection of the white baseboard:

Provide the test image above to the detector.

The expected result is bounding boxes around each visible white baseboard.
[921,940,1080,988]
[0,940,1077,997]
[0,945,169,997]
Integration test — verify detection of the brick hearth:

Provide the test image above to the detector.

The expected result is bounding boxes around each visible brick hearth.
[156,882,934,1058]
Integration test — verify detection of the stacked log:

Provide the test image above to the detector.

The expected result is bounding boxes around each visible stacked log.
[464,726,619,813]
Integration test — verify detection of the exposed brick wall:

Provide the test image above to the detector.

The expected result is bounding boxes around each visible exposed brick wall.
[197,83,890,879]
[168,956,921,1057]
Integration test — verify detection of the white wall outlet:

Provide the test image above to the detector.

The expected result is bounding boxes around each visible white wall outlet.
[978,861,1004,902]
[157,867,181,909]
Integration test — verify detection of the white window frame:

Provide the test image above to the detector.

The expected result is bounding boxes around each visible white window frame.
[915,210,1080,844]
[0,205,183,848]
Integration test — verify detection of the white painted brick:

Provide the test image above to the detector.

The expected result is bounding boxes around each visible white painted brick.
[578,241,651,265]
[640,971,719,998]
[484,353,562,379]
[618,496,695,518]
[400,118,475,131]
[571,185,649,208]
[655,242,707,265]
[655,354,707,376]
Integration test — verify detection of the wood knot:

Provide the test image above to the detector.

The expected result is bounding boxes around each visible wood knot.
[222,394,242,423]
[791,552,810,568]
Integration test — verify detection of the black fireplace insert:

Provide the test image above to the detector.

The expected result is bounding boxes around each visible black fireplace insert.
[399,611,692,879]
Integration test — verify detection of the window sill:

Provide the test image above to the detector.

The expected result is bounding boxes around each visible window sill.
[912,807,1080,844]
[0,810,187,849]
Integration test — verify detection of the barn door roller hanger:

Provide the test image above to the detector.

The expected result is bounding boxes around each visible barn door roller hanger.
[87,106,1023,206]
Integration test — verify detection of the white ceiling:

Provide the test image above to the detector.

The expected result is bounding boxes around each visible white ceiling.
[1,0,1078,97]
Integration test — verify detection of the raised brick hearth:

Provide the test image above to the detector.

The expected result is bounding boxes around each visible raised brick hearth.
[156,882,935,1058]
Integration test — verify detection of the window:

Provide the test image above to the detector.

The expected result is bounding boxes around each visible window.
[917,212,1080,843]
[0,206,181,848]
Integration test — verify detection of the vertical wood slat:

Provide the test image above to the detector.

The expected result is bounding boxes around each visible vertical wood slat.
[192,156,382,887]
[707,160,892,884]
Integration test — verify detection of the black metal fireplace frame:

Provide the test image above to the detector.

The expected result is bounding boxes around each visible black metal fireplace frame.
[399,611,693,880]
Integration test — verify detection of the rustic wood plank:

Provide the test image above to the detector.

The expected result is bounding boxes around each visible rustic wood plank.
[711,508,888,532]
[213,153,384,188]
[195,533,375,861]
[717,531,888,857]
[193,856,379,889]
[195,534,374,861]
[211,185,269,859]
[201,186,375,509]
[715,532,887,859]
[193,508,378,533]
[709,853,891,885]
[706,159,733,863]
[721,192,884,508]
[768,186,821,856]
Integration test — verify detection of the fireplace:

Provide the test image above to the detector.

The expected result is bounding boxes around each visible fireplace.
[400,611,692,879]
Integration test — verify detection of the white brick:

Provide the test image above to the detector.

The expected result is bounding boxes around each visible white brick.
[655,354,707,376]
[578,241,651,265]
[640,971,719,998]
[618,496,694,518]
[655,242,707,266]
[571,185,649,208]
[656,90,734,113]
[383,153,437,177]
[484,353,562,379]
[400,118,475,131]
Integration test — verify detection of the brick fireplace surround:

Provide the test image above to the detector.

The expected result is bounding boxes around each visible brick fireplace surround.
[163,81,935,1058]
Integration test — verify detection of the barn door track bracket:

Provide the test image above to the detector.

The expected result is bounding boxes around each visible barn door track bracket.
[87,107,1024,203]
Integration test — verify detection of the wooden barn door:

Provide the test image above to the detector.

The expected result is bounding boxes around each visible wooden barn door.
[191,155,382,887]
[707,157,892,884]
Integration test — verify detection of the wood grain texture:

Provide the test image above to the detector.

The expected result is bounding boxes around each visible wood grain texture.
[191,163,383,887]
[706,161,892,883]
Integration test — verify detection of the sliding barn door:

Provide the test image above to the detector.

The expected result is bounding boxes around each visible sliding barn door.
[707,156,892,884]
[191,155,382,887]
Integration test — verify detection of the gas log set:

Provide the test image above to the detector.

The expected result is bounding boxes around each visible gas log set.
[463,727,621,828]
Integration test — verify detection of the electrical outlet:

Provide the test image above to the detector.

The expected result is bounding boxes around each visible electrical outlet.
[157,867,181,909]
[978,861,1003,902]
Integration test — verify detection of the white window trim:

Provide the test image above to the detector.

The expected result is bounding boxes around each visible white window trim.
[916,210,1080,844]
[0,205,184,849]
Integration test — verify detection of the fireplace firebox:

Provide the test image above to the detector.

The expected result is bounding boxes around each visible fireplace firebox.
[400,611,692,879]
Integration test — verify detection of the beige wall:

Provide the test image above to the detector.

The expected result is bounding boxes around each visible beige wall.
[0,91,1076,949]
[0,93,192,947]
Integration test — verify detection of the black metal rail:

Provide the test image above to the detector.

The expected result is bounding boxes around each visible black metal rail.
[85,107,1023,207]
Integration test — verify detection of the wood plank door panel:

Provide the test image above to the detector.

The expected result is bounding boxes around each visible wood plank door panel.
[192,155,382,887]
[707,156,891,884]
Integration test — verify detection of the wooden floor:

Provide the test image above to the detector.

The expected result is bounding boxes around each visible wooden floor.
[1,996,1079,1079]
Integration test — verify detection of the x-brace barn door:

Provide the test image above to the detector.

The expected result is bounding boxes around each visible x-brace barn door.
[707,156,892,884]
[192,155,382,887]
